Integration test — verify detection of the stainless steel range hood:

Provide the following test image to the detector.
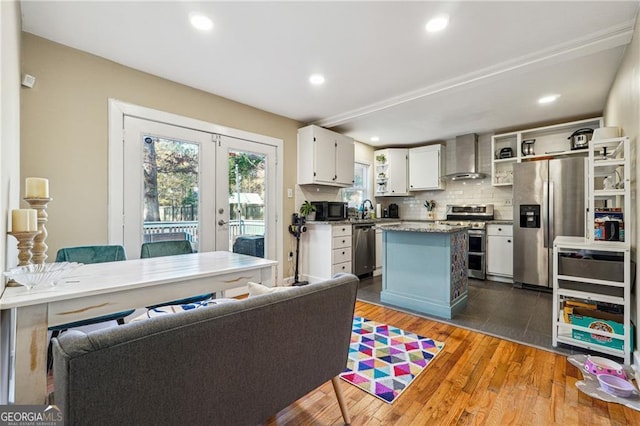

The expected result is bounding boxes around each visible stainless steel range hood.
[444,133,487,181]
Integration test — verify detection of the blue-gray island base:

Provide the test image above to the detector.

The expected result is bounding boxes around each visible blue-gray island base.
[379,223,468,319]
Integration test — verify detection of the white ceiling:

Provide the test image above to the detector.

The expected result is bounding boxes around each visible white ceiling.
[20,1,639,146]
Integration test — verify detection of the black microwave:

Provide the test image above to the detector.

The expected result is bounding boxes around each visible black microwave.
[311,202,347,221]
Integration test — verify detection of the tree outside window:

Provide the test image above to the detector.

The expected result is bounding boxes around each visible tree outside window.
[343,162,370,208]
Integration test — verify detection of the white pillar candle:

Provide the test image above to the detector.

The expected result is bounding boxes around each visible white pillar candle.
[11,209,38,232]
[25,177,49,198]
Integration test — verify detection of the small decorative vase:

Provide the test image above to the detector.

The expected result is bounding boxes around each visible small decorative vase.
[426,211,435,220]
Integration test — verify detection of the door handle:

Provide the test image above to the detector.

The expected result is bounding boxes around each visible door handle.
[218,220,228,226]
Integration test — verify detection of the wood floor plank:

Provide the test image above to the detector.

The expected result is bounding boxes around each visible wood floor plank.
[268,301,640,425]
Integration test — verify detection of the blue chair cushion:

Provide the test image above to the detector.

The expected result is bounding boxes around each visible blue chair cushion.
[140,240,193,258]
[56,245,127,264]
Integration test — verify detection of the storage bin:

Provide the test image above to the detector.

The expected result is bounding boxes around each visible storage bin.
[558,255,624,281]
[567,307,634,351]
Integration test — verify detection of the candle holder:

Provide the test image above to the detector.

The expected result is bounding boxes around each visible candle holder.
[6,231,40,285]
[24,197,52,264]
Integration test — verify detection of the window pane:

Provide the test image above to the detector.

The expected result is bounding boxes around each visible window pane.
[343,162,369,208]
[142,136,199,249]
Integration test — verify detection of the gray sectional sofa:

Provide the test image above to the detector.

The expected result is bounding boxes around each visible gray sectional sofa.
[52,274,359,425]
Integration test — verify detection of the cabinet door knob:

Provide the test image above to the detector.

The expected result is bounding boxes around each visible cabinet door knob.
[507,239,511,243]
[342,239,345,243]
[342,251,345,255]
[498,228,502,231]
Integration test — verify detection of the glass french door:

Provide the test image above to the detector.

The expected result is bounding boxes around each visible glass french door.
[215,135,276,260]
[121,117,277,261]
[123,117,215,257]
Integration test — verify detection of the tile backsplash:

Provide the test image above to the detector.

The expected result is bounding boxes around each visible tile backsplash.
[378,181,513,221]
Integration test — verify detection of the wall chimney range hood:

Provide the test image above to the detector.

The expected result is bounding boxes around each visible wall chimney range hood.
[444,133,487,181]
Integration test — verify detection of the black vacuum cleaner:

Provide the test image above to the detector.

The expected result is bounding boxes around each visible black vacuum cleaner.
[288,213,309,286]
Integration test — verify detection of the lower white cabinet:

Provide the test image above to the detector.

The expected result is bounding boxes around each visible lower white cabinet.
[300,223,352,283]
[486,224,513,283]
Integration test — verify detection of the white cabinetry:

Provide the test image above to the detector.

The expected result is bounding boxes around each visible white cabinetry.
[297,125,355,187]
[300,223,352,283]
[374,149,408,196]
[408,144,445,191]
[491,117,603,187]
[486,224,513,283]
[374,222,400,277]
[552,237,632,364]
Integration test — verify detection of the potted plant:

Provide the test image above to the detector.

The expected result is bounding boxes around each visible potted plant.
[299,200,316,221]
[376,154,387,163]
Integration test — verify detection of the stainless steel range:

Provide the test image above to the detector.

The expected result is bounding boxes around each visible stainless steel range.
[440,204,494,280]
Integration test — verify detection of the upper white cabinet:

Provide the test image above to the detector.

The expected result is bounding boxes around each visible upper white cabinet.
[491,117,603,187]
[297,125,355,187]
[374,148,409,196]
[408,144,445,191]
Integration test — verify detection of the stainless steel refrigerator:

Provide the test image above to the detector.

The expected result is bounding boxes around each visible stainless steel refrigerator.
[513,157,586,288]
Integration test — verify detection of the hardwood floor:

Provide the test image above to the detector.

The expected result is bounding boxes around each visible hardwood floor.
[268,301,640,425]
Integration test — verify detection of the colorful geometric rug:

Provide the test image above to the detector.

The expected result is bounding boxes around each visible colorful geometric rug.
[340,316,445,403]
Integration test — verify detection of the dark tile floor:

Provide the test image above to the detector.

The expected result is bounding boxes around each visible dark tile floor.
[357,275,590,356]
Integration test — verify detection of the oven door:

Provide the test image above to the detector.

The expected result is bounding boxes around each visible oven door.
[468,230,486,279]
[468,252,485,279]
[468,230,485,253]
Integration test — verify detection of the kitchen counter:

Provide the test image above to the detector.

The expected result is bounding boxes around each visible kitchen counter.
[306,218,401,225]
[378,222,468,233]
[380,225,468,319]
[489,220,513,225]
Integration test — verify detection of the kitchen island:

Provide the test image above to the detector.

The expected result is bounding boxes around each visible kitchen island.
[379,222,468,319]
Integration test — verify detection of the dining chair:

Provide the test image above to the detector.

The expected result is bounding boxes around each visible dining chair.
[140,240,214,308]
[47,245,135,370]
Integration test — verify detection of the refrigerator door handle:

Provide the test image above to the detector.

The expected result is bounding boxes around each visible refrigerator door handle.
[548,181,555,248]
[543,181,549,248]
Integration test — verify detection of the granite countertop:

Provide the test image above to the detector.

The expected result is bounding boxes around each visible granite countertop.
[378,223,469,234]
[306,218,400,225]
[306,219,513,226]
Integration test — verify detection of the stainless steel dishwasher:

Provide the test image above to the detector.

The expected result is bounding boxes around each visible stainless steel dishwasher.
[353,223,375,277]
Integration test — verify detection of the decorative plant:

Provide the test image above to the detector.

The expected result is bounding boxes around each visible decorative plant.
[424,200,436,211]
[299,200,316,218]
[376,154,387,163]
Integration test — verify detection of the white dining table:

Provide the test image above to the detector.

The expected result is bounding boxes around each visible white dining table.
[0,251,277,404]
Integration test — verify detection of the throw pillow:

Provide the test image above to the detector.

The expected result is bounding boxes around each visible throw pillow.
[247,282,294,297]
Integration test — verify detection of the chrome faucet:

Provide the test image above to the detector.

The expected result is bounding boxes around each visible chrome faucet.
[361,199,374,219]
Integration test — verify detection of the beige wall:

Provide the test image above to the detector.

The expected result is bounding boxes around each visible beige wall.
[603,16,640,364]
[1,1,22,281]
[20,33,301,269]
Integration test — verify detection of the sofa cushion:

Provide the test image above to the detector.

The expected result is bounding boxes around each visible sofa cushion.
[248,282,296,297]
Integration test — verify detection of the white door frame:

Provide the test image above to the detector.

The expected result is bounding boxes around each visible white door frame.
[108,99,284,283]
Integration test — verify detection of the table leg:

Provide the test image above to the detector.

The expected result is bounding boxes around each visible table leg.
[13,305,48,404]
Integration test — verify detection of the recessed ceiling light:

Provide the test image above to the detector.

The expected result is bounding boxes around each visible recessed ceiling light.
[426,14,449,33]
[370,136,380,142]
[309,74,325,85]
[538,94,560,104]
[190,13,213,31]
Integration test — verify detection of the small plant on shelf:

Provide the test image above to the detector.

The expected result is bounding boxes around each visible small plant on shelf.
[299,200,316,219]
[376,154,387,163]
